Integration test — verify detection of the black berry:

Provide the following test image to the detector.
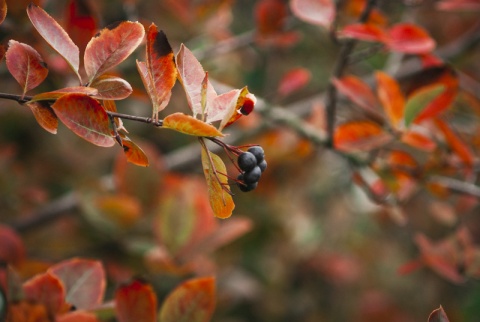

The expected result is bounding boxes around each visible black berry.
[238,152,257,172]
[243,166,262,184]
[258,159,267,172]
[236,174,257,192]
[248,146,264,163]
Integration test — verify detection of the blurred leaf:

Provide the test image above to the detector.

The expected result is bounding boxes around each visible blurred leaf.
[115,279,157,322]
[386,23,436,54]
[163,113,224,137]
[290,0,335,28]
[339,23,386,42]
[428,306,450,322]
[6,301,50,322]
[255,0,287,37]
[23,272,68,315]
[333,75,380,117]
[84,21,145,83]
[0,224,25,266]
[201,147,234,219]
[90,75,133,100]
[5,40,48,96]
[121,136,149,167]
[57,311,100,322]
[375,71,405,129]
[401,131,436,152]
[334,121,392,152]
[141,24,177,119]
[404,84,445,126]
[52,93,115,147]
[277,68,311,97]
[95,194,142,229]
[176,44,217,118]
[65,0,98,56]
[0,0,6,25]
[387,150,418,172]
[434,118,474,167]
[29,86,99,103]
[27,3,80,81]
[345,0,387,26]
[158,277,216,322]
[0,45,4,62]
[436,0,480,10]
[48,258,106,310]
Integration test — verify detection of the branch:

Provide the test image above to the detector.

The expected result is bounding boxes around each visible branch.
[324,0,378,147]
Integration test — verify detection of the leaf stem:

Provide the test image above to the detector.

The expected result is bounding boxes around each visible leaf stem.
[324,0,378,148]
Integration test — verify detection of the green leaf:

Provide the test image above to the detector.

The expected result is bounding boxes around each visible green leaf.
[404,84,445,127]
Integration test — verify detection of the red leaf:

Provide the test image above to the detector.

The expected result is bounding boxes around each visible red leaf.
[334,121,392,152]
[90,75,133,100]
[176,44,217,117]
[6,40,48,95]
[65,0,98,57]
[290,0,335,28]
[434,118,474,167]
[121,136,149,167]
[27,101,58,134]
[48,258,106,310]
[0,224,25,266]
[210,87,256,131]
[401,131,436,152]
[141,24,177,119]
[163,113,224,137]
[30,86,99,102]
[339,23,387,42]
[277,68,311,97]
[255,0,287,37]
[27,3,80,81]
[332,75,380,117]
[375,71,405,129]
[158,277,216,322]
[436,0,480,10]
[201,147,235,219]
[23,272,68,315]
[52,93,115,147]
[115,279,157,322]
[428,306,451,322]
[397,259,424,276]
[0,0,6,25]
[57,311,100,322]
[84,21,144,83]
[386,23,436,54]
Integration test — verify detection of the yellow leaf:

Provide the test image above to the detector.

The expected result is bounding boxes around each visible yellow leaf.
[163,112,224,137]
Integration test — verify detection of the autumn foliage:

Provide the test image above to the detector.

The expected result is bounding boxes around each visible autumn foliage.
[1,0,480,321]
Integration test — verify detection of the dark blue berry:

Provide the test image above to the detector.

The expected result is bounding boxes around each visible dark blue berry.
[243,166,261,184]
[236,174,257,192]
[258,159,267,172]
[238,152,257,172]
[248,146,264,163]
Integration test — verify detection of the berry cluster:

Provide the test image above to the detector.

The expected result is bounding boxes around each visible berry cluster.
[237,146,267,192]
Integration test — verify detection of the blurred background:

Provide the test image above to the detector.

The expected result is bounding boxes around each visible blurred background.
[1,0,480,321]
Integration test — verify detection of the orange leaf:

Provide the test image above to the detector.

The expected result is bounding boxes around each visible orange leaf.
[387,150,418,172]
[339,23,387,42]
[386,23,436,54]
[6,40,48,96]
[29,86,99,102]
[28,101,59,134]
[90,75,133,100]
[158,277,216,322]
[401,131,436,152]
[290,0,335,28]
[6,301,49,322]
[57,311,100,322]
[434,118,474,167]
[121,136,149,167]
[52,93,115,147]
[428,306,450,322]
[95,194,142,228]
[48,258,106,310]
[115,279,157,322]
[143,24,177,119]
[334,121,391,152]
[345,0,387,26]
[277,68,311,97]
[84,21,145,82]
[375,71,405,129]
[27,3,80,81]
[0,0,6,25]
[201,147,235,219]
[332,75,380,117]
[23,272,68,315]
[163,113,224,137]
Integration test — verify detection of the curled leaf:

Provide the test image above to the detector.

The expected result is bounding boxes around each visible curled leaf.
[84,21,145,82]
[201,147,235,219]
[27,101,58,134]
[163,113,224,137]
[90,75,133,100]
[27,3,80,81]
[6,40,48,95]
[121,136,149,167]
[52,93,115,147]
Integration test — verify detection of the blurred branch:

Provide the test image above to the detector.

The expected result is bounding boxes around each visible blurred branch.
[429,176,480,199]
